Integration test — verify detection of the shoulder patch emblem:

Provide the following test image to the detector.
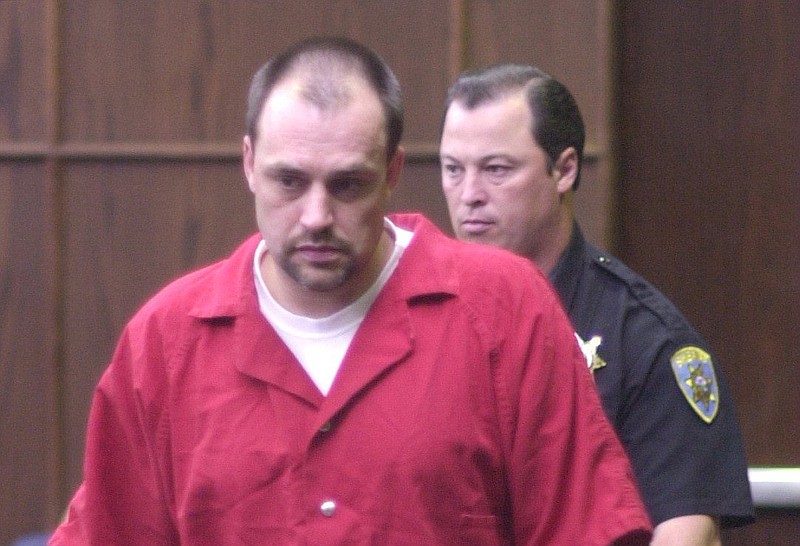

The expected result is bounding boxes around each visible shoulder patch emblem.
[670,346,719,423]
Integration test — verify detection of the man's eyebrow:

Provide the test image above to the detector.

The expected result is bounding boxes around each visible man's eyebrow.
[480,153,514,162]
[439,152,513,162]
[331,165,378,177]
[263,161,301,172]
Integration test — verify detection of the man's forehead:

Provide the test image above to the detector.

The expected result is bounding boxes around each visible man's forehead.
[441,108,540,163]
[255,76,389,158]
[259,78,382,128]
[444,101,528,136]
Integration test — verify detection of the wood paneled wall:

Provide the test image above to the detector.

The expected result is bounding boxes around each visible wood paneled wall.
[615,2,800,544]
[1,1,613,541]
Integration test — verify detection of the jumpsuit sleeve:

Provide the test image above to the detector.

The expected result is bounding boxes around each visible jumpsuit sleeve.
[495,285,653,545]
[49,323,178,546]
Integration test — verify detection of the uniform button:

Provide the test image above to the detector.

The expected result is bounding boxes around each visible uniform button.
[320,500,336,517]
[319,421,332,433]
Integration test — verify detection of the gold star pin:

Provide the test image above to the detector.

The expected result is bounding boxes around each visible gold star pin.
[575,333,607,375]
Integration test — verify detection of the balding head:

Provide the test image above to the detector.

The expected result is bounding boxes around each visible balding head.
[245,37,404,161]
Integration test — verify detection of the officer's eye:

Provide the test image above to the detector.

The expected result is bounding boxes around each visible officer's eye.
[485,164,511,176]
[442,163,463,176]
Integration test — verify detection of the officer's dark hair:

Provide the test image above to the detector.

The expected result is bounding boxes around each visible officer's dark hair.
[443,64,585,190]
[246,36,403,161]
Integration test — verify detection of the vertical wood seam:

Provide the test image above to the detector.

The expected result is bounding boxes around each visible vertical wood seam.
[44,0,67,524]
[448,0,469,83]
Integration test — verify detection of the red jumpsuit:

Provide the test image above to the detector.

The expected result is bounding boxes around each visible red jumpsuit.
[51,213,651,545]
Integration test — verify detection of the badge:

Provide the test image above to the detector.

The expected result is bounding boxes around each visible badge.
[670,346,719,423]
[575,333,607,375]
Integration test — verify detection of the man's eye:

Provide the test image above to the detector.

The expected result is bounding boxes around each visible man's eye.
[277,174,302,188]
[486,164,510,175]
[443,164,463,176]
[330,178,367,199]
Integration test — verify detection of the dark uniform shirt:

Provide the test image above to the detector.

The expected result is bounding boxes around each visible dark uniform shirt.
[549,223,755,527]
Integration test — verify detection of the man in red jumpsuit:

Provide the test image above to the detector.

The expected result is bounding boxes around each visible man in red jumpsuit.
[50,37,652,545]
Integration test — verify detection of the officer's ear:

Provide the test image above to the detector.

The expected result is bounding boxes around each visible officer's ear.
[554,147,578,194]
[243,134,257,194]
[386,145,405,191]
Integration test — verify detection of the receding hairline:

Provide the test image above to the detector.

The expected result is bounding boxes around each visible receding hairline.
[276,51,370,108]
[256,64,389,151]
[447,85,531,116]
[446,65,548,110]
[246,38,404,159]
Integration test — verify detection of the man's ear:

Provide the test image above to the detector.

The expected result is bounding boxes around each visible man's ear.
[554,147,579,194]
[386,145,405,191]
[242,135,256,193]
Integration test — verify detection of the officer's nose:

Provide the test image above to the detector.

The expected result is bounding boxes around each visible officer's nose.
[460,170,488,207]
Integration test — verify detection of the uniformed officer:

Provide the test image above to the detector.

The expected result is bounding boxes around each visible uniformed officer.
[439,63,754,546]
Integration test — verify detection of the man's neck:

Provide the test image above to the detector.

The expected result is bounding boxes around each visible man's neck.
[533,210,575,276]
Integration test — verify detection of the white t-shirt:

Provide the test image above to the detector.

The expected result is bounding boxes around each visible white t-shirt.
[253,218,413,395]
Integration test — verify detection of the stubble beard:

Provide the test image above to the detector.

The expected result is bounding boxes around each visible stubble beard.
[279,237,356,293]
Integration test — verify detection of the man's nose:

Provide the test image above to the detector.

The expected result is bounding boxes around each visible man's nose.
[460,170,488,206]
[300,184,334,230]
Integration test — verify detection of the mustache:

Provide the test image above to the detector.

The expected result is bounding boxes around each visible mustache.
[290,228,350,250]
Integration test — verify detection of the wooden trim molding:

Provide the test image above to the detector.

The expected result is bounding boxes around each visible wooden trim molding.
[0,141,604,163]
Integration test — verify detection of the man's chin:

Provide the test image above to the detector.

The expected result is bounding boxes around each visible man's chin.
[298,277,346,292]
[458,231,492,244]
[292,266,350,293]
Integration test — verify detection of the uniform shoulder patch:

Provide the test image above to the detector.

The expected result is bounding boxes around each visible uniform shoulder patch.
[670,346,719,423]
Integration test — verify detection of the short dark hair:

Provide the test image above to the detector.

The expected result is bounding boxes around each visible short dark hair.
[246,36,404,160]
[444,64,585,189]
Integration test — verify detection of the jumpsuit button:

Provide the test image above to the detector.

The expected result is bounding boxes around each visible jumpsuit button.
[319,421,332,432]
[320,500,336,517]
